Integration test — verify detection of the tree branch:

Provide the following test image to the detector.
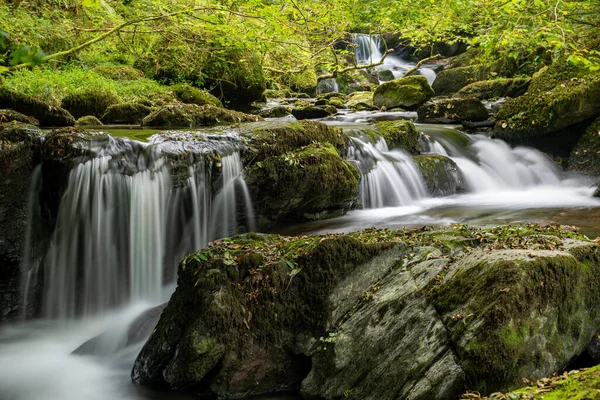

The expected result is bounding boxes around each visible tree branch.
[403,54,442,77]
[316,48,394,82]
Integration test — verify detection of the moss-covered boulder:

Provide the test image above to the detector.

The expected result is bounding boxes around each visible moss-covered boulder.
[0,109,39,126]
[413,154,466,196]
[568,117,600,175]
[258,106,292,118]
[455,78,532,100]
[60,88,120,119]
[432,65,489,97]
[172,83,223,108]
[0,86,75,127]
[317,92,343,100]
[76,116,103,126]
[0,122,42,321]
[132,225,600,400]
[328,98,346,109]
[374,120,424,154]
[373,75,434,110]
[264,89,292,99]
[91,65,144,81]
[101,102,152,125]
[291,106,332,120]
[493,61,600,146]
[287,69,318,96]
[377,69,395,82]
[417,97,489,124]
[336,69,379,94]
[345,91,377,111]
[142,103,262,128]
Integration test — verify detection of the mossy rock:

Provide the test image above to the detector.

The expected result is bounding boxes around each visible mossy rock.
[336,69,379,94]
[264,89,292,99]
[131,224,600,399]
[317,92,343,100]
[292,93,311,99]
[493,60,600,146]
[245,143,360,222]
[136,98,154,108]
[345,91,377,111]
[377,69,395,82]
[374,120,423,154]
[373,75,434,110]
[291,106,332,120]
[417,97,489,124]
[413,154,466,196]
[0,86,75,127]
[568,117,600,175]
[314,99,329,106]
[258,106,292,118]
[60,88,120,119]
[432,65,490,97]
[0,109,39,126]
[455,78,532,100]
[142,103,262,128]
[76,116,103,126]
[101,102,152,125]
[287,69,318,96]
[328,99,345,109]
[240,120,349,165]
[172,84,223,108]
[91,65,144,81]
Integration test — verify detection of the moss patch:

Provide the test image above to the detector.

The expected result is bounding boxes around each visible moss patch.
[101,102,152,125]
[373,75,434,110]
[76,115,103,126]
[91,66,144,81]
[417,97,489,123]
[172,84,223,108]
[455,78,531,100]
[60,88,120,119]
[0,86,75,127]
[142,104,262,127]
[374,120,423,154]
[432,65,490,96]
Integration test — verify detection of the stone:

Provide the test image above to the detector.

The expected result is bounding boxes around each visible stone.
[76,115,103,126]
[432,65,489,96]
[60,88,120,119]
[413,154,467,196]
[101,102,152,125]
[0,86,75,127]
[417,97,489,124]
[291,106,332,120]
[455,78,532,100]
[142,103,262,127]
[373,75,434,110]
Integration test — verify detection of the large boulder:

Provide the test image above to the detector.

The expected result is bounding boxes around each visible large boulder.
[373,75,434,110]
[374,120,424,154]
[336,69,379,94]
[60,88,120,119]
[432,65,489,97]
[101,102,152,125]
[345,91,377,111]
[240,121,357,225]
[568,117,600,175]
[0,122,42,321]
[413,154,466,196]
[454,77,532,100]
[291,106,332,120]
[172,84,223,108]
[131,225,600,399]
[493,61,600,147]
[417,97,489,124]
[0,86,75,127]
[0,109,39,126]
[142,104,262,127]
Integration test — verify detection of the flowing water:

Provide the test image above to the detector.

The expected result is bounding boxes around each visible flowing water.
[1,114,600,400]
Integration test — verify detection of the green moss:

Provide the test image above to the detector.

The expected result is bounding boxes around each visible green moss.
[142,104,262,127]
[494,60,600,144]
[264,89,292,99]
[455,78,532,100]
[172,84,223,108]
[568,117,600,175]
[240,120,349,164]
[417,97,489,123]
[60,88,120,119]
[245,143,360,221]
[345,91,377,111]
[91,66,144,81]
[432,65,490,96]
[101,102,151,125]
[508,364,600,399]
[373,75,434,110]
[0,86,75,127]
[0,109,38,126]
[76,115,103,126]
[287,69,318,96]
[374,120,422,153]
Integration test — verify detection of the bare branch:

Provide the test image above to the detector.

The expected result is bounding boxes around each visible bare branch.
[403,54,442,77]
[316,49,394,82]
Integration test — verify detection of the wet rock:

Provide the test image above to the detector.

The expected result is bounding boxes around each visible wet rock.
[101,102,152,125]
[569,117,600,175]
[345,91,377,111]
[291,106,332,120]
[493,60,600,146]
[258,106,292,118]
[76,115,103,126]
[377,69,395,82]
[142,103,262,127]
[317,92,343,100]
[0,122,42,322]
[373,75,434,110]
[431,65,489,96]
[413,154,467,196]
[417,97,489,124]
[264,89,292,99]
[0,86,75,127]
[455,78,531,100]
[132,225,600,399]
[336,69,379,93]
[374,120,424,154]
[0,109,39,126]
[172,83,223,108]
[61,88,120,119]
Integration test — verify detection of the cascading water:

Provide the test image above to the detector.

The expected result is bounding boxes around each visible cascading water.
[352,33,437,84]
[347,134,427,208]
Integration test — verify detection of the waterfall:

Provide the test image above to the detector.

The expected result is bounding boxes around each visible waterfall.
[352,33,437,85]
[24,135,255,320]
[347,136,427,208]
